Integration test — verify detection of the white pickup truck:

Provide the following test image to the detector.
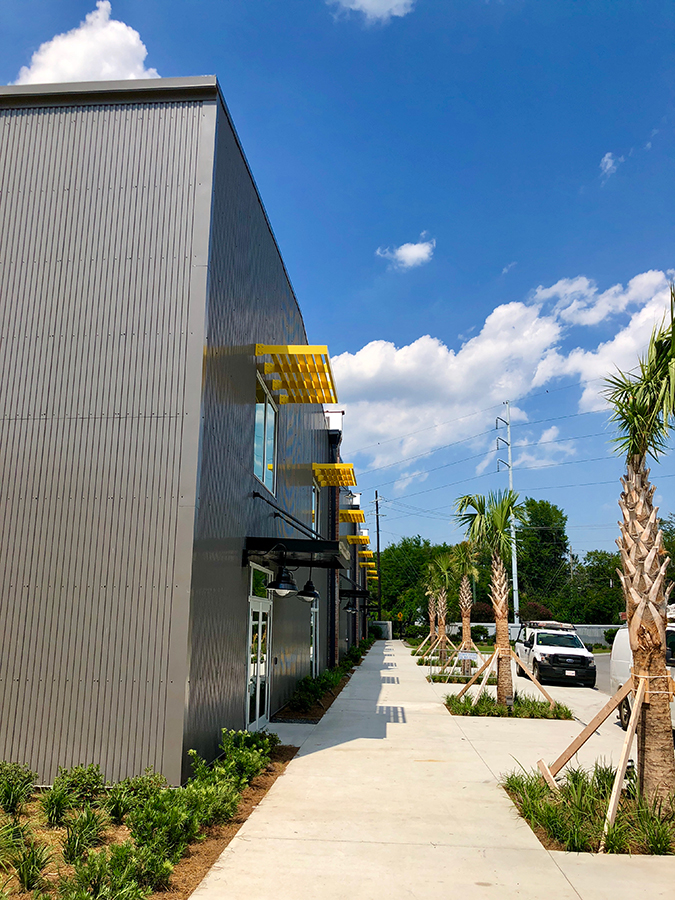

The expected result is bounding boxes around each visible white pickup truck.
[609,625,675,728]
[514,620,596,687]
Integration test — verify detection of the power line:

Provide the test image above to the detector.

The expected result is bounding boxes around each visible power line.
[361,430,609,488]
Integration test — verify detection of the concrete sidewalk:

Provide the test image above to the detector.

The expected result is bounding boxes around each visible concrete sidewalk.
[191,641,674,899]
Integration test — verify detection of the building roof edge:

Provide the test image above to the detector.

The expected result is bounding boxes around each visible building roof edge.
[0,76,218,107]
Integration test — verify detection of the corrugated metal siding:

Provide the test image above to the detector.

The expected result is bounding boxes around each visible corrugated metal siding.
[0,100,206,783]
[183,100,331,772]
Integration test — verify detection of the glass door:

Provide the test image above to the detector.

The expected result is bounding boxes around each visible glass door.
[247,594,273,731]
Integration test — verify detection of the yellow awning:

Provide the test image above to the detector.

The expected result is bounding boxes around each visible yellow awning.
[358,550,373,558]
[339,509,366,524]
[346,535,369,545]
[359,562,370,568]
[313,463,357,488]
[255,344,338,404]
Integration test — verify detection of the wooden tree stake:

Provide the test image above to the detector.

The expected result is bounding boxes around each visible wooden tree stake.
[538,678,634,781]
[598,677,645,853]
[455,651,496,699]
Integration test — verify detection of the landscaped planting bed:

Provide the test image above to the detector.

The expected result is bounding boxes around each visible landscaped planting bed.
[445,692,573,719]
[273,637,375,724]
[0,732,295,898]
[429,674,497,684]
[504,764,675,854]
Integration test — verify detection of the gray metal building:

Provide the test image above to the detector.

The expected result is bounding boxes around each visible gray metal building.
[0,76,361,785]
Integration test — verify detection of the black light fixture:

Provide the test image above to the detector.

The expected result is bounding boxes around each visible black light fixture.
[343,599,357,615]
[297,578,320,603]
[268,566,298,597]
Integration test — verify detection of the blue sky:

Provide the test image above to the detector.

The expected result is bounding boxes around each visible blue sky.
[2,0,675,556]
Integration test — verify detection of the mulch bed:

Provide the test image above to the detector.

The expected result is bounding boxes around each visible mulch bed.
[148,744,298,900]
[271,669,355,724]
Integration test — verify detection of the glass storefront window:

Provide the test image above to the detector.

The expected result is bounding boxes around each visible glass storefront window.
[254,376,278,492]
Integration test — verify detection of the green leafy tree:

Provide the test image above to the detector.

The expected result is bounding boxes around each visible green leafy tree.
[379,535,450,626]
[517,498,570,617]
[572,550,624,624]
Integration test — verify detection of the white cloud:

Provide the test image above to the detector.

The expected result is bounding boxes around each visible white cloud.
[376,235,436,270]
[533,270,667,327]
[599,151,624,182]
[334,269,672,474]
[502,261,517,275]
[15,1,158,85]
[645,142,652,150]
[328,0,416,21]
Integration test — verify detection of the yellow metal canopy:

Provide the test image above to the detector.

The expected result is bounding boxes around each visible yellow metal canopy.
[358,550,373,558]
[313,463,357,488]
[359,561,370,568]
[255,344,338,404]
[346,535,369,545]
[339,509,366,524]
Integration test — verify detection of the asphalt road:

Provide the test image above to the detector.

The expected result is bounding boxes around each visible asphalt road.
[594,652,611,695]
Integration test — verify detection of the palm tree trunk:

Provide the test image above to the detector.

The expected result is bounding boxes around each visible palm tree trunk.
[437,589,448,663]
[427,593,436,641]
[490,551,513,705]
[617,454,675,805]
[459,575,473,676]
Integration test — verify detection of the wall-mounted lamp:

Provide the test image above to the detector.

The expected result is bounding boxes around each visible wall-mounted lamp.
[297,578,320,603]
[268,566,298,597]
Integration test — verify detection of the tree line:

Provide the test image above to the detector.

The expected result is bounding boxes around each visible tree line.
[378,500,675,628]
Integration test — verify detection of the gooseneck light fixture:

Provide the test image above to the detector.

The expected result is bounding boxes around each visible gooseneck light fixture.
[297,556,320,603]
[268,565,298,597]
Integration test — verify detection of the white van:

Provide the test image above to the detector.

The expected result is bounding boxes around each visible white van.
[514,621,596,687]
[609,625,675,728]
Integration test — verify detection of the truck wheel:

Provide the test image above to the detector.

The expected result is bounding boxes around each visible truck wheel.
[533,661,543,685]
[619,696,631,731]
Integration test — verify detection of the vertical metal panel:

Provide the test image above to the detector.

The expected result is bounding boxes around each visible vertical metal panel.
[182,99,332,773]
[0,97,205,784]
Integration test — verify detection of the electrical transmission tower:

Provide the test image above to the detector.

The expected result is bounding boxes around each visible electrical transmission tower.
[496,400,521,625]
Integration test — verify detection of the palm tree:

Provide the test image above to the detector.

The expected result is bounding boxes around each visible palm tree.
[605,302,675,804]
[450,542,479,675]
[432,553,454,663]
[455,491,526,704]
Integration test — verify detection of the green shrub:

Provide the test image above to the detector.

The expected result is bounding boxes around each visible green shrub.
[604,628,619,646]
[104,783,132,826]
[127,789,200,864]
[42,785,72,826]
[62,806,106,863]
[470,625,490,644]
[368,624,383,640]
[11,842,51,892]
[58,845,150,900]
[53,764,105,806]
[0,762,37,817]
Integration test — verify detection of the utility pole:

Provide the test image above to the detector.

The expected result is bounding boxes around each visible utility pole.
[496,400,521,625]
[375,490,382,620]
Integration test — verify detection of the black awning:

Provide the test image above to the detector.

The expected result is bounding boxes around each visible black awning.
[339,588,370,599]
[243,537,345,570]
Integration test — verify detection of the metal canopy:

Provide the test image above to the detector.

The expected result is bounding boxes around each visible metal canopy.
[339,588,371,599]
[244,537,345,570]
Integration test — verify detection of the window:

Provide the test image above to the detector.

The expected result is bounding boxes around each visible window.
[311,480,320,533]
[254,376,277,492]
[536,633,584,649]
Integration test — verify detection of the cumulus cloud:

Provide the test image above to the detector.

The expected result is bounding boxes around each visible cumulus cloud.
[599,151,624,182]
[533,270,667,327]
[15,1,158,85]
[376,235,436,270]
[328,0,416,21]
[334,269,672,474]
